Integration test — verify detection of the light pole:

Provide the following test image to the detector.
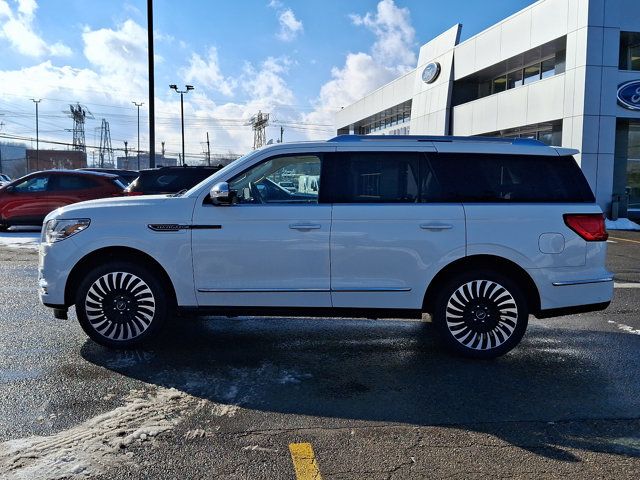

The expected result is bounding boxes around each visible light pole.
[132,101,143,169]
[169,84,194,166]
[31,99,41,172]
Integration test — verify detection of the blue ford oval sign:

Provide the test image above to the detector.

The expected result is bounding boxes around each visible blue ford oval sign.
[617,80,640,110]
[422,62,441,84]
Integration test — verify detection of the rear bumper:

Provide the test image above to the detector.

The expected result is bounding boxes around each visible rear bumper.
[527,267,614,312]
[535,301,610,319]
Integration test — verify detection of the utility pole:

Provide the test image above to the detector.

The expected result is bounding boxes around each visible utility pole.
[280,126,284,143]
[161,141,165,157]
[31,99,41,172]
[147,0,156,168]
[124,141,128,169]
[133,101,143,170]
[0,120,4,174]
[169,84,194,166]
[206,131,211,166]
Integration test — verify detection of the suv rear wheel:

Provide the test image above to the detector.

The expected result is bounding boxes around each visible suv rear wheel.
[75,261,167,348]
[433,271,528,359]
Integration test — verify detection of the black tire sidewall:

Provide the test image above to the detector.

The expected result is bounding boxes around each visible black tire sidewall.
[433,270,529,359]
[75,261,167,349]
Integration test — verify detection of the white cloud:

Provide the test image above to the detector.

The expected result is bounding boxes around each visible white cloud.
[182,47,236,97]
[303,0,416,132]
[350,0,416,69]
[0,0,72,57]
[267,0,283,9]
[277,8,303,42]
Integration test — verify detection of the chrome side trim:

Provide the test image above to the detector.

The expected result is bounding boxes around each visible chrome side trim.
[552,277,614,287]
[148,224,221,232]
[332,287,412,292]
[197,287,411,293]
[198,288,330,293]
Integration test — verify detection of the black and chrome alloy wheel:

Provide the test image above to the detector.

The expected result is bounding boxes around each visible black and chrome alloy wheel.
[85,272,156,341]
[434,272,528,358]
[76,262,167,348]
[445,280,517,351]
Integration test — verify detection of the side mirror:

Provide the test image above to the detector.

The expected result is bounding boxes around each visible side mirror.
[210,182,234,205]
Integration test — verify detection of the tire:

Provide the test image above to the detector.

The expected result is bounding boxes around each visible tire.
[75,261,167,349]
[0,223,9,232]
[432,271,528,359]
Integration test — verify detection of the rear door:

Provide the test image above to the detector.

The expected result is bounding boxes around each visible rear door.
[326,149,466,310]
[46,174,102,210]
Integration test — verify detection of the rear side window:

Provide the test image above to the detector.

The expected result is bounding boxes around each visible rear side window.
[50,175,99,191]
[325,152,420,203]
[429,153,595,203]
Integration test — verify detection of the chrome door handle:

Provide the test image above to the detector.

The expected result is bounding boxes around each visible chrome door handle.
[289,223,322,230]
[420,223,453,230]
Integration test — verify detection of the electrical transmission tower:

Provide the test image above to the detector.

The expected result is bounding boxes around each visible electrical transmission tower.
[98,119,114,168]
[68,103,93,152]
[249,111,269,150]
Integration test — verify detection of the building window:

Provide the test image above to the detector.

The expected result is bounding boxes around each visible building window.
[620,32,640,71]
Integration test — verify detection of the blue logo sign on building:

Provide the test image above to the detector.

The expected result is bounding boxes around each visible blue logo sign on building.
[617,80,640,110]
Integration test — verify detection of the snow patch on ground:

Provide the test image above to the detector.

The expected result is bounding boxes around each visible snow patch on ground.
[0,230,40,250]
[608,320,640,335]
[0,387,199,480]
[606,218,640,231]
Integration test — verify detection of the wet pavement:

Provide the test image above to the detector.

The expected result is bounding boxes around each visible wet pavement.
[0,231,639,479]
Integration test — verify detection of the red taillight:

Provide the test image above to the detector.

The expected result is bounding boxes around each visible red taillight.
[563,213,608,242]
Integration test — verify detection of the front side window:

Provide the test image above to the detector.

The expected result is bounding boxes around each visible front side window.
[620,31,640,71]
[13,175,49,193]
[229,154,321,204]
[325,152,420,203]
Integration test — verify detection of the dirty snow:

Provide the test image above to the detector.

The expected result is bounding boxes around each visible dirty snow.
[606,218,640,231]
[0,387,238,480]
[0,229,40,250]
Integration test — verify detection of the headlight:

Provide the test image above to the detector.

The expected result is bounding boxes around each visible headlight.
[44,219,91,243]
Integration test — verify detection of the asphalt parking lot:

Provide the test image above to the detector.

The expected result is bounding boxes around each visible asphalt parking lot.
[0,230,639,479]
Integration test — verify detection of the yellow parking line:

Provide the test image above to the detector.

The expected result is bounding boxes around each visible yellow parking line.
[289,443,323,480]
[609,236,640,245]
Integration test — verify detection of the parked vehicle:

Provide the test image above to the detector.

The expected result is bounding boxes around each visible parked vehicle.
[0,170,125,230]
[38,136,612,358]
[124,165,223,195]
[78,168,139,186]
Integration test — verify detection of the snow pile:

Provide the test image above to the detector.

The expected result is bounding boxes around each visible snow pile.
[606,218,640,231]
[0,231,40,250]
[0,387,199,479]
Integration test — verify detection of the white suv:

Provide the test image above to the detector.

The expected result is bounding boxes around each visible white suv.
[38,136,613,358]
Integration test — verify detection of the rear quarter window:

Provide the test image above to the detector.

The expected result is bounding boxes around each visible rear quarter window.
[429,153,595,203]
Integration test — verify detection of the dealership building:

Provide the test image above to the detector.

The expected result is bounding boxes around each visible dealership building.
[336,0,640,218]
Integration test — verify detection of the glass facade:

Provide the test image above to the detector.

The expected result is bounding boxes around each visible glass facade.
[615,120,640,216]
[453,37,567,106]
[619,32,640,71]
[480,121,563,147]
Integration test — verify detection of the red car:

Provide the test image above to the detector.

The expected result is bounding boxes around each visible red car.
[0,170,125,230]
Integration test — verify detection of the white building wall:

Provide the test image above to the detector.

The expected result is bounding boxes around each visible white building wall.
[336,0,640,214]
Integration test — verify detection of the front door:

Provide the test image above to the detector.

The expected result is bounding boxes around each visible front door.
[191,153,331,307]
[325,150,466,310]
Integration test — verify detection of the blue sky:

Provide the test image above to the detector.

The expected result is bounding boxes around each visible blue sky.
[0,0,535,159]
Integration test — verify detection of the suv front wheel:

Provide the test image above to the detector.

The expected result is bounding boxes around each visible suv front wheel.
[75,261,167,348]
[433,271,528,359]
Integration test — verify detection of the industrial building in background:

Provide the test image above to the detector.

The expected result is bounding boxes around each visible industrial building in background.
[336,0,640,220]
[26,149,87,171]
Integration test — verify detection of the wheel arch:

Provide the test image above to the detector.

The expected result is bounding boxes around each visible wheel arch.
[64,246,177,309]
[422,255,541,315]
